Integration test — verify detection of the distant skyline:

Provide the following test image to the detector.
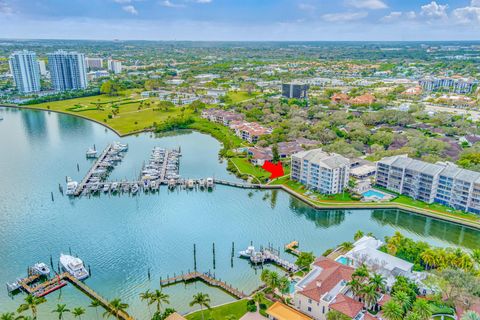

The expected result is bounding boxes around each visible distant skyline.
[0,0,480,41]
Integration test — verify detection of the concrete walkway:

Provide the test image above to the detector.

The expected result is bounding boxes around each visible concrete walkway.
[240,311,266,320]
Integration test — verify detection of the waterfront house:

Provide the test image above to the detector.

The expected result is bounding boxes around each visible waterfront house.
[291,149,350,194]
[229,120,272,144]
[293,257,363,320]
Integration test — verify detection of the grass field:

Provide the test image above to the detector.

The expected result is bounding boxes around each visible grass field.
[24,92,189,135]
[185,300,248,320]
[227,91,260,103]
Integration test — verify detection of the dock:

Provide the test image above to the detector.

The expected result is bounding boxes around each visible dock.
[241,245,299,273]
[284,240,301,256]
[160,271,246,299]
[74,143,114,196]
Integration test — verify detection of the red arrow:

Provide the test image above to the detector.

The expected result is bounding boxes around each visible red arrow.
[262,161,284,180]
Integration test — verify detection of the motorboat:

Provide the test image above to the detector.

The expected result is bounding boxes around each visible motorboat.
[113,142,128,152]
[239,246,257,258]
[30,263,51,276]
[86,148,97,158]
[150,180,159,191]
[206,177,214,190]
[59,254,89,280]
[131,184,139,194]
[66,178,78,196]
[198,179,206,190]
[187,179,194,189]
[102,183,110,193]
[111,182,119,193]
[168,179,176,189]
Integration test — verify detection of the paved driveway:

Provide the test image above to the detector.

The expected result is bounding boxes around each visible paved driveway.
[240,311,266,320]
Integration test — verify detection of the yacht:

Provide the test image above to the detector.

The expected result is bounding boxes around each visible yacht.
[86,148,97,158]
[111,182,119,193]
[59,254,89,280]
[113,142,128,152]
[206,177,214,190]
[102,183,110,193]
[30,263,51,276]
[168,179,176,190]
[239,246,257,258]
[187,179,194,189]
[65,178,78,196]
[131,183,139,195]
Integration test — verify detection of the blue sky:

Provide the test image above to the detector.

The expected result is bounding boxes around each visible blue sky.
[0,0,479,40]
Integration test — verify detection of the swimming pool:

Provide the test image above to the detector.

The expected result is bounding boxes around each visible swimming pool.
[336,256,350,265]
[289,280,298,294]
[362,189,386,199]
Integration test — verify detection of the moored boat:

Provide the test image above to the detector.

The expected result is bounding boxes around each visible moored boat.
[59,254,89,280]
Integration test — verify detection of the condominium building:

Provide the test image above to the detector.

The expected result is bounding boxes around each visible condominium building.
[419,77,477,94]
[9,50,41,93]
[282,83,309,99]
[85,57,103,70]
[291,149,350,194]
[48,50,88,91]
[108,59,122,74]
[376,155,480,214]
[38,60,48,76]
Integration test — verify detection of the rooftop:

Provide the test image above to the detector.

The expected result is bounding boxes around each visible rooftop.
[266,301,312,320]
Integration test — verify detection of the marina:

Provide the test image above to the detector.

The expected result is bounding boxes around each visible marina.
[239,245,300,273]
[1,109,480,318]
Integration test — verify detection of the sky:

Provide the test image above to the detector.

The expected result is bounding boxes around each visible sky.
[0,0,480,41]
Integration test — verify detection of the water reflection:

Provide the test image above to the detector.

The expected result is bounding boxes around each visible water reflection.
[20,109,47,139]
[289,197,346,228]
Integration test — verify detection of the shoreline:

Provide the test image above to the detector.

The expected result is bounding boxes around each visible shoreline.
[2,104,480,230]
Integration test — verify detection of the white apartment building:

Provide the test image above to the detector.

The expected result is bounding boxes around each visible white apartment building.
[291,149,350,194]
[376,155,480,214]
[86,57,103,69]
[108,59,122,74]
[9,50,41,93]
[38,60,48,76]
[419,77,477,94]
[48,50,88,91]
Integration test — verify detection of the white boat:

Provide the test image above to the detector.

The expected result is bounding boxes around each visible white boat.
[131,184,139,194]
[111,182,119,193]
[103,184,110,193]
[239,246,257,258]
[168,179,176,189]
[113,142,128,152]
[31,262,51,276]
[59,254,89,280]
[150,181,159,191]
[187,179,194,189]
[86,148,97,158]
[206,177,214,189]
[66,178,78,196]
[198,179,206,189]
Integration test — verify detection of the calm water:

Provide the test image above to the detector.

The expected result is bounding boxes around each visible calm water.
[0,107,479,318]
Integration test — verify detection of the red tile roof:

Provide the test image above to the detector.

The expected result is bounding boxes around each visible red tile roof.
[298,257,354,302]
[329,294,364,318]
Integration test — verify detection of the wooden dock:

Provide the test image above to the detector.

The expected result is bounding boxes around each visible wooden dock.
[74,144,112,196]
[160,271,246,299]
[284,240,301,256]
[214,179,279,189]
[17,272,133,320]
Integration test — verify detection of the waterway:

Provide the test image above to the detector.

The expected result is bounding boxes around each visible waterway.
[0,107,479,319]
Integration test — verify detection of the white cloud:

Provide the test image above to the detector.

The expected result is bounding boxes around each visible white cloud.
[322,11,368,22]
[122,5,138,14]
[420,1,448,19]
[453,5,480,24]
[0,0,13,15]
[346,0,387,10]
[382,10,416,22]
[114,0,132,3]
[160,0,185,8]
[299,3,316,11]
[194,0,212,3]
[472,0,480,7]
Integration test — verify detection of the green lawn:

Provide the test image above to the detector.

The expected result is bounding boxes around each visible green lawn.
[185,300,248,320]
[23,91,188,135]
[392,195,479,221]
[230,158,271,183]
[275,177,355,201]
[227,91,260,103]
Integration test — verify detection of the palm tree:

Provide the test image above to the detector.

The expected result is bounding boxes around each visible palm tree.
[412,299,432,320]
[392,291,412,314]
[354,230,364,241]
[347,278,363,300]
[252,292,264,307]
[148,289,170,314]
[420,249,437,269]
[0,313,15,320]
[341,242,354,251]
[362,285,380,310]
[52,304,70,320]
[189,293,211,320]
[103,298,129,319]
[472,249,480,265]
[352,264,369,281]
[88,300,101,320]
[72,307,85,319]
[140,289,153,317]
[381,300,404,320]
[461,311,480,320]
[369,273,386,292]
[404,312,421,320]
[17,295,46,319]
